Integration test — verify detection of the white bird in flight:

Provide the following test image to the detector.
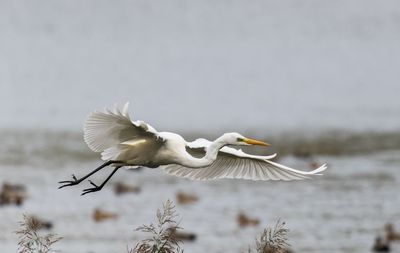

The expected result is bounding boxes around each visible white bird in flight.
[59,103,327,195]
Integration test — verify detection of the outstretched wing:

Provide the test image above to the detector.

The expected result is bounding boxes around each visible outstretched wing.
[83,103,165,161]
[161,138,327,181]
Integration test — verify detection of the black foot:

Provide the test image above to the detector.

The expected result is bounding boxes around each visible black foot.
[81,180,103,196]
[58,174,81,189]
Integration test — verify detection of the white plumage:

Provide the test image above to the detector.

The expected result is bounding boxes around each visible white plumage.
[60,103,327,195]
[84,102,164,165]
[163,138,327,181]
[86,103,326,180]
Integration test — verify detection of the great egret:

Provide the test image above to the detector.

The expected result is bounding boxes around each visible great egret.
[59,103,327,195]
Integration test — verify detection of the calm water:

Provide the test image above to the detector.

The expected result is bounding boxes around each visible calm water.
[0,139,399,253]
[1,0,400,252]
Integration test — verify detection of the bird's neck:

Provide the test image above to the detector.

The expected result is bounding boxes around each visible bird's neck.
[182,137,226,168]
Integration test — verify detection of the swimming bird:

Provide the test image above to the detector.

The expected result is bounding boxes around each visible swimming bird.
[385,223,400,242]
[176,191,199,205]
[237,212,260,227]
[59,103,327,195]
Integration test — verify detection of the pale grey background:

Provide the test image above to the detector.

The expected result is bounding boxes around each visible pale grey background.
[1,0,399,133]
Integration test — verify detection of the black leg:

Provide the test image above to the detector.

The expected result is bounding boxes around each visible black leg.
[81,166,122,195]
[58,160,114,189]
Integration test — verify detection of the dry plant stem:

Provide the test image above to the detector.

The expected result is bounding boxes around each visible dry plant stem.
[129,200,183,253]
[16,215,61,253]
[246,219,290,253]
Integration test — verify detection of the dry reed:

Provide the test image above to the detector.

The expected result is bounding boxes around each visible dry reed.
[15,215,61,253]
[245,219,290,253]
[128,200,184,253]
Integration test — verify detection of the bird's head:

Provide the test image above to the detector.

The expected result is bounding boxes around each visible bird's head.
[222,132,270,147]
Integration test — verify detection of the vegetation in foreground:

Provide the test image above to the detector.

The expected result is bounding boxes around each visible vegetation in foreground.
[16,215,62,253]
[245,219,290,253]
[16,200,290,253]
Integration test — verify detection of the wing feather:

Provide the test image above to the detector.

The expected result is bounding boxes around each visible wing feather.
[162,138,327,181]
[83,102,163,154]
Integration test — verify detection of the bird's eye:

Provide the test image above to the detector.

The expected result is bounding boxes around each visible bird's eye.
[237,138,244,142]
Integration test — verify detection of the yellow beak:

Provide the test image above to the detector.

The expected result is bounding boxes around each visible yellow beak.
[243,138,270,146]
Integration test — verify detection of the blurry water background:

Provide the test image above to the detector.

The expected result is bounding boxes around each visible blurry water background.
[1,0,400,252]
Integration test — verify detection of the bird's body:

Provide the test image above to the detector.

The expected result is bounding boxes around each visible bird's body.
[59,103,327,195]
